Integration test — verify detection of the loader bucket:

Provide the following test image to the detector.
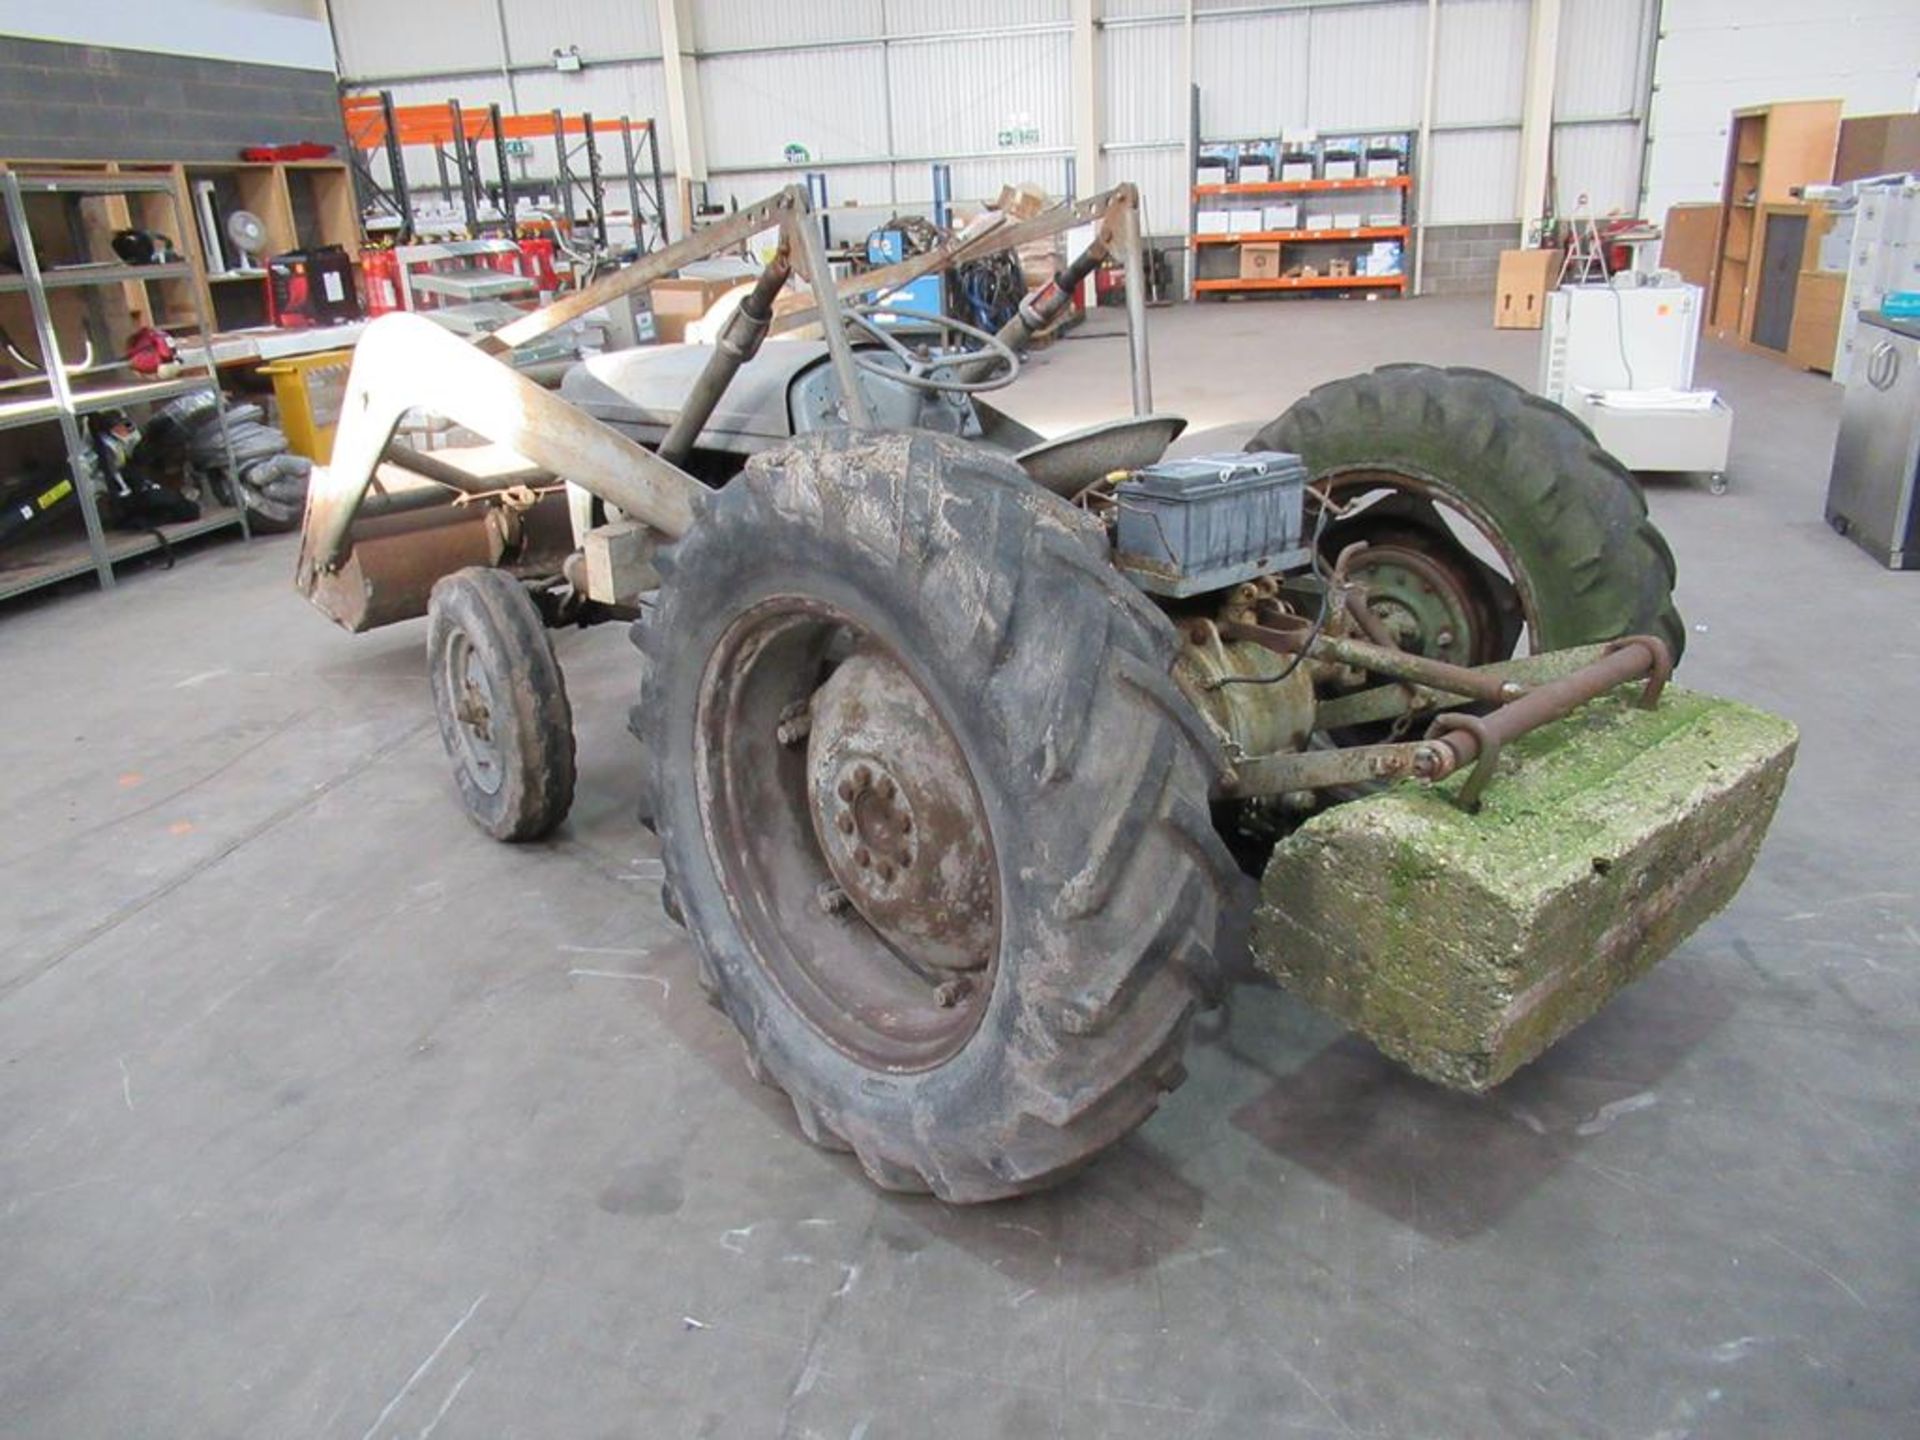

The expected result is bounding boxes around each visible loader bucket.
[1253,686,1797,1091]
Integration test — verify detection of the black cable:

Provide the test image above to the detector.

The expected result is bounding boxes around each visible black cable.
[1209,491,1336,689]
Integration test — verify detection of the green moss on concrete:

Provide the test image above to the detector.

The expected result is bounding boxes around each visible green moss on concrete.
[1253,686,1798,1090]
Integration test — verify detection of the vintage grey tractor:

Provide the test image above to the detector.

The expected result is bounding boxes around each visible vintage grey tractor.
[295,185,1796,1202]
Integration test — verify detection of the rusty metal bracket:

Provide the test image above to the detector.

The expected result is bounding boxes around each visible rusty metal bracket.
[1426,712,1501,811]
[1604,635,1673,709]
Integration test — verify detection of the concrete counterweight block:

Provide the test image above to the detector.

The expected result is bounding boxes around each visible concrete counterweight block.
[1253,687,1799,1091]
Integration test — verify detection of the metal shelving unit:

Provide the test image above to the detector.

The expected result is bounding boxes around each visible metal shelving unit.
[0,169,245,602]
[1188,110,1419,299]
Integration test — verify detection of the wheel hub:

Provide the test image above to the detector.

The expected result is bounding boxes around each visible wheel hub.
[806,650,995,973]
[1345,539,1497,667]
[445,635,504,794]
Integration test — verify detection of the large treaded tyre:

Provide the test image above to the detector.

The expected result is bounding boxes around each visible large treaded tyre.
[427,567,576,842]
[1254,364,1685,661]
[635,430,1242,1203]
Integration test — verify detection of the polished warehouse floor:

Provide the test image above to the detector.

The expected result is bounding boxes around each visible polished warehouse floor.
[1,295,1913,1438]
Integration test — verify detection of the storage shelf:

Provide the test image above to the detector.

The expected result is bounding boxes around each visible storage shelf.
[0,261,194,294]
[0,373,218,432]
[208,271,270,285]
[1193,226,1408,245]
[5,172,179,196]
[1194,175,1411,197]
[0,506,243,602]
[1196,274,1406,293]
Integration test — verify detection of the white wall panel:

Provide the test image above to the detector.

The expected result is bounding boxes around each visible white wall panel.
[513,64,671,129]
[1103,20,1183,145]
[328,0,501,77]
[702,48,891,167]
[1103,0,1176,17]
[1425,127,1521,224]
[884,0,1068,32]
[1306,1,1426,131]
[501,0,660,66]
[1645,0,1920,218]
[1554,0,1649,119]
[894,153,1069,205]
[887,31,1072,156]
[707,164,895,214]
[1551,122,1639,217]
[1107,146,1187,238]
[1432,0,1528,128]
[693,0,883,52]
[1194,13,1310,138]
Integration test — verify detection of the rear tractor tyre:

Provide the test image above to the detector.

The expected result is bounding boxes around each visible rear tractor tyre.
[1255,364,1685,664]
[636,430,1242,1203]
[426,567,577,842]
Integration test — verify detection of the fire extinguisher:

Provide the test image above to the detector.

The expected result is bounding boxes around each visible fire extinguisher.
[360,249,401,316]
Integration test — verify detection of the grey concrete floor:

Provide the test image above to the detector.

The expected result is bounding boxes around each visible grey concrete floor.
[2,295,1915,1439]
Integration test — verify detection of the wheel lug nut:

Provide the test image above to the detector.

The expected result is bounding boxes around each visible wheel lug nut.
[836,813,855,834]
[815,882,851,915]
[837,780,855,802]
[853,764,872,788]
[854,847,871,868]
[934,977,972,1008]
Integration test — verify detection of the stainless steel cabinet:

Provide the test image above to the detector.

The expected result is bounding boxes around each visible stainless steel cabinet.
[1825,312,1920,570]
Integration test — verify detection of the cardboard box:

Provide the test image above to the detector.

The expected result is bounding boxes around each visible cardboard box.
[1238,163,1273,185]
[1280,159,1315,182]
[1305,214,1333,232]
[994,182,1049,220]
[1333,212,1364,230]
[1366,157,1401,179]
[1323,158,1358,181]
[1240,242,1282,280]
[1493,249,1561,330]
[1660,203,1720,291]
[1328,258,1353,278]
[650,275,743,342]
[1196,210,1231,236]
[1262,203,1301,231]
[1196,163,1231,187]
[1228,210,1264,234]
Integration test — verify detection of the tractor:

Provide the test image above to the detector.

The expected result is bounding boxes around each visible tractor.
[295,185,1795,1201]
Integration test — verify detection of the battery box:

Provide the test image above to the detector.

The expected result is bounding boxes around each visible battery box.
[1112,451,1311,597]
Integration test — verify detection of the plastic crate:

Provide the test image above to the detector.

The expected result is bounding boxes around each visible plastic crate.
[258,349,354,462]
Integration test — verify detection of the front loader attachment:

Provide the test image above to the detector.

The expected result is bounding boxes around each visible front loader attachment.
[1253,685,1797,1091]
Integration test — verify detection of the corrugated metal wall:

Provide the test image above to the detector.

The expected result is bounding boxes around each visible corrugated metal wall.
[328,0,1659,242]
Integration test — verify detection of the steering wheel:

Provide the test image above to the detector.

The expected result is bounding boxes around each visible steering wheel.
[842,300,1021,394]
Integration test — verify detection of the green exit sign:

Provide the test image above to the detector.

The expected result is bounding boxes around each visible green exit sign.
[504,139,532,158]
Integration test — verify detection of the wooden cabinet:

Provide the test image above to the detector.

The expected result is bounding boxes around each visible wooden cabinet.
[1707,100,1842,343]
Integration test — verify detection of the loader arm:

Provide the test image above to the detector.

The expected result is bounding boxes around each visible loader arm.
[294,310,706,599]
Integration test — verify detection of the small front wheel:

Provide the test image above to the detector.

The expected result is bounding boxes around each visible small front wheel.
[427,567,576,841]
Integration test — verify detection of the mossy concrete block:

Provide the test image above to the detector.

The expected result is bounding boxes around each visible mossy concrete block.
[1253,688,1798,1091]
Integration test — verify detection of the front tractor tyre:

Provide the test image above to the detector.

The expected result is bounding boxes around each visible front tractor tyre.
[636,430,1242,1203]
[426,567,577,842]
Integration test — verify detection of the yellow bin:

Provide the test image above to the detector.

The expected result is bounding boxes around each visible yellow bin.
[260,348,355,463]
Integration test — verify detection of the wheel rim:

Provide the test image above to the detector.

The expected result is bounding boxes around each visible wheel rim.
[1319,465,1534,661]
[695,598,1001,1071]
[1341,533,1504,667]
[444,631,505,795]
